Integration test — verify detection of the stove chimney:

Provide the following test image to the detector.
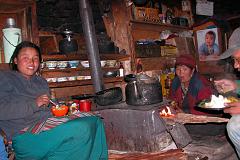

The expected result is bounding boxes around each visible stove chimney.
[79,0,104,92]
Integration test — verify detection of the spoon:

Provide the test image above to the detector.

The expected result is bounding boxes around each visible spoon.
[49,99,60,108]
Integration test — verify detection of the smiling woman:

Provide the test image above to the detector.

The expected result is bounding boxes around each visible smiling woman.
[11,46,41,79]
[8,41,41,77]
[0,41,108,160]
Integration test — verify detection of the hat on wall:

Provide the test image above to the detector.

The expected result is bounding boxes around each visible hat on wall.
[175,54,196,69]
[219,27,240,59]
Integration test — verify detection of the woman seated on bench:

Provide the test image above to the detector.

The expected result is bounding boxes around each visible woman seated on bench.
[0,41,108,160]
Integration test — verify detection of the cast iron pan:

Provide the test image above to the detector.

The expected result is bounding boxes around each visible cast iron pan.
[72,87,123,106]
[71,94,94,100]
[95,87,123,106]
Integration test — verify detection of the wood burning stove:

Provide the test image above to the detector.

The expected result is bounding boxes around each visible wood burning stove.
[98,108,174,152]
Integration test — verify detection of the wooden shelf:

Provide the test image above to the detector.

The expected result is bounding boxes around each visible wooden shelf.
[41,66,119,73]
[48,77,124,88]
[42,53,130,61]
[130,20,190,33]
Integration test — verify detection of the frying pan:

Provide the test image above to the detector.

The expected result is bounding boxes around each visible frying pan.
[71,87,123,106]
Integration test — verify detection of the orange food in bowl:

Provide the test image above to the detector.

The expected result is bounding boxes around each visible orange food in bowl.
[51,105,69,117]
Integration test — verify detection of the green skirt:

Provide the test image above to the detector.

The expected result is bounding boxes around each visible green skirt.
[12,116,108,160]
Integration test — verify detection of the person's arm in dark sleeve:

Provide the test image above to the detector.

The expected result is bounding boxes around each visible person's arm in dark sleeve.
[0,76,39,120]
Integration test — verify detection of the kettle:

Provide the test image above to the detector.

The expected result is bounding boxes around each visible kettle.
[59,29,78,54]
[125,74,163,106]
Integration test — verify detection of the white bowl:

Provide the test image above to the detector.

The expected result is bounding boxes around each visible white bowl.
[100,60,107,67]
[46,77,57,82]
[45,61,57,69]
[85,76,91,79]
[57,77,68,82]
[76,76,85,80]
[67,76,77,81]
[57,61,68,69]
[80,61,90,68]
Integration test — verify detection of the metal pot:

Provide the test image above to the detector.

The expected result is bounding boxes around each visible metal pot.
[125,74,163,106]
[59,29,78,54]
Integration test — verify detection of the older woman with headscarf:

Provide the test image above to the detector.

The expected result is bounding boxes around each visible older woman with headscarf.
[170,54,215,115]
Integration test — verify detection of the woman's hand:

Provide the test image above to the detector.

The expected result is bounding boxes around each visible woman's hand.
[224,102,240,115]
[36,94,50,107]
[214,79,237,93]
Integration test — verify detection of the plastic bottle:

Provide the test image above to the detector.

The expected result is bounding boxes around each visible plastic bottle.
[119,62,124,77]
[165,74,172,98]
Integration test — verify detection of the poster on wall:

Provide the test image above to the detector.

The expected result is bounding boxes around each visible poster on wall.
[196,0,214,16]
[196,28,221,61]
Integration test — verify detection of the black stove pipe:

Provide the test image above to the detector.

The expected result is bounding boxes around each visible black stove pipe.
[79,0,104,92]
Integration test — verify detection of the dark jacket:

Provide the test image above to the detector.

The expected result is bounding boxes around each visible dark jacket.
[0,71,51,140]
[170,72,213,115]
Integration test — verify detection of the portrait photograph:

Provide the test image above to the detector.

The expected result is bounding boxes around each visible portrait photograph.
[196,28,221,61]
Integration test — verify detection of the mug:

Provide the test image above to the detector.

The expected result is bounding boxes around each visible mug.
[79,100,92,112]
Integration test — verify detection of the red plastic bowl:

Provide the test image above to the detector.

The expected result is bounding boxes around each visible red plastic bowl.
[51,105,69,117]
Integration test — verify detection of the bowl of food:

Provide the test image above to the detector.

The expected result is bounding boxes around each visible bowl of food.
[69,60,80,68]
[51,105,69,117]
[80,61,90,68]
[197,95,239,110]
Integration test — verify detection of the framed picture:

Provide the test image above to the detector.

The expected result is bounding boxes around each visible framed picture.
[195,27,222,61]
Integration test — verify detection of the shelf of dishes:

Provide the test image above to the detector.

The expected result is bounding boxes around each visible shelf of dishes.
[44,68,121,82]
[41,59,119,70]
[47,77,124,88]
[41,53,130,61]
[41,66,120,72]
